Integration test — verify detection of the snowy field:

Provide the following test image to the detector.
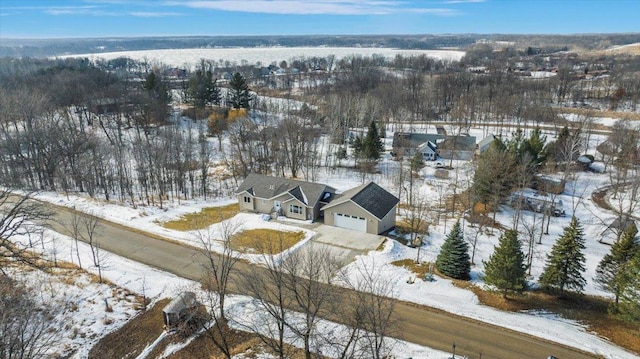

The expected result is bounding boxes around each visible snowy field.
[16,220,453,359]
[58,47,465,68]
[26,163,639,358]
[8,113,638,357]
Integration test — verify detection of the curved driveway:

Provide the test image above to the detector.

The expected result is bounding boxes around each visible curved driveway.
[44,204,599,359]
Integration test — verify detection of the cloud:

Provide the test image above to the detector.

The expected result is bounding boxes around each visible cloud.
[44,7,119,16]
[129,11,183,17]
[167,0,459,16]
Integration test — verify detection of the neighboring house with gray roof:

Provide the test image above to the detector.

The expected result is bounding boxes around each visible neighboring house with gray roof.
[321,182,399,234]
[392,132,445,158]
[477,134,497,154]
[417,141,438,161]
[237,174,399,234]
[438,135,477,160]
[236,173,336,221]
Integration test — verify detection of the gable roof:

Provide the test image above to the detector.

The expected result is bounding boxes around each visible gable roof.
[417,141,438,154]
[393,132,445,150]
[478,134,497,151]
[438,135,477,151]
[322,182,399,220]
[237,173,334,207]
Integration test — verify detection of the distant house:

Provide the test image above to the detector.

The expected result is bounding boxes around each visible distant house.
[163,292,199,330]
[533,174,566,195]
[391,132,445,158]
[236,173,335,221]
[236,174,398,234]
[321,182,399,234]
[438,135,477,160]
[601,215,637,243]
[477,134,498,154]
[417,141,438,161]
[576,155,593,171]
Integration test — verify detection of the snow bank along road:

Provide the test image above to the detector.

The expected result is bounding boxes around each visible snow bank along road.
[44,203,599,359]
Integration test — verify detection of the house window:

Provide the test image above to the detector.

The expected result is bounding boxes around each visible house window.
[243,196,251,203]
[289,204,302,214]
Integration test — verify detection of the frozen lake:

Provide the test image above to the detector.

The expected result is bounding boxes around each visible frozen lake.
[59,46,465,68]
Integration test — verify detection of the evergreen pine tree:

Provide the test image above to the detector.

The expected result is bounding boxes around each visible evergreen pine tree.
[539,216,587,295]
[363,121,383,161]
[617,251,640,323]
[483,229,527,298]
[436,220,471,280]
[410,150,425,173]
[228,72,251,109]
[186,61,220,111]
[595,225,640,313]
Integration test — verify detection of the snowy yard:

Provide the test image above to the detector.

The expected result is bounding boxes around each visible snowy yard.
[20,162,639,358]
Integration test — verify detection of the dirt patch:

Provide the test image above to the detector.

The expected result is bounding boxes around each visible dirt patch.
[230,229,305,254]
[165,324,327,359]
[89,298,170,359]
[393,256,640,355]
[592,187,614,211]
[161,203,239,231]
[463,285,640,355]
[391,259,434,279]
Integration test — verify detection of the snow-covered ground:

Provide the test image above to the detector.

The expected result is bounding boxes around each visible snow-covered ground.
[58,47,465,69]
[13,216,454,359]
[24,164,639,358]
[8,111,638,358]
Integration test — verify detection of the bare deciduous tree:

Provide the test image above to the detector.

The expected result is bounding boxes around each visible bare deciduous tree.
[280,246,344,359]
[0,274,60,359]
[0,191,52,273]
[197,219,242,359]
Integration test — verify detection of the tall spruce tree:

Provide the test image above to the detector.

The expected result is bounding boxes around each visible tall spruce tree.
[436,220,471,280]
[483,229,527,298]
[539,216,587,295]
[617,251,640,324]
[228,72,251,109]
[363,121,383,161]
[595,225,640,313]
[186,61,220,111]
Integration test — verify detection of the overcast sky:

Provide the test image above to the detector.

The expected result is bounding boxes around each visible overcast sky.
[1,0,639,39]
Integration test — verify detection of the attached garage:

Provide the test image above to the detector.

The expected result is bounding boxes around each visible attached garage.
[334,213,367,232]
[321,182,399,235]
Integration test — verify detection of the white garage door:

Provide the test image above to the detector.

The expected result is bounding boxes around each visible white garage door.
[334,213,367,232]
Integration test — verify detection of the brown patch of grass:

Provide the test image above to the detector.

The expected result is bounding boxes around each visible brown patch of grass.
[161,203,239,231]
[89,298,171,359]
[592,187,613,211]
[391,259,434,278]
[230,229,305,254]
[164,322,327,359]
[395,219,428,235]
[457,284,640,355]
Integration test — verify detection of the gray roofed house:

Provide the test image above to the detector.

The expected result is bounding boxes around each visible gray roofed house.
[477,134,497,154]
[417,141,438,161]
[438,135,477,160]
[236,174,398,234]
[236,173,336,221]
[601,215,637,243]
[321,182,399,234]
[392,132,445,157]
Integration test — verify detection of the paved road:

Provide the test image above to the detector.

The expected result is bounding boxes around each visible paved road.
[44,203,599,359]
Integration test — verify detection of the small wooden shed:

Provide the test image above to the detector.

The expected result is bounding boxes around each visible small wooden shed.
[162,292,198,329]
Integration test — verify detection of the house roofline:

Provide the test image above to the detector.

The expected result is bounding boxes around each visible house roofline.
[321,198,397,221]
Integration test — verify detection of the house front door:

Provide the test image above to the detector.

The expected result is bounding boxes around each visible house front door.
[274,201,281,213]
